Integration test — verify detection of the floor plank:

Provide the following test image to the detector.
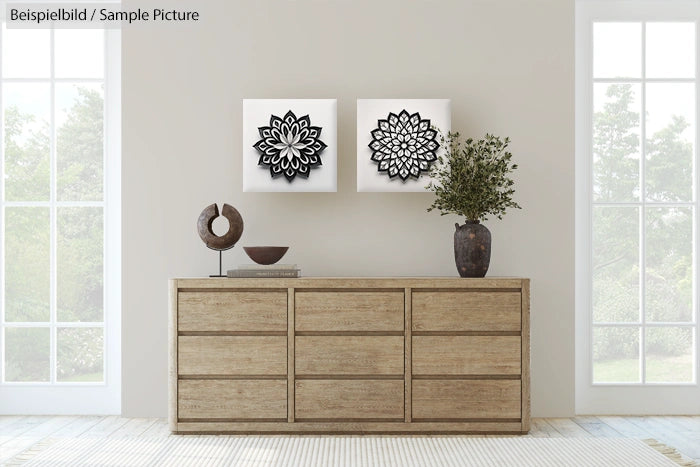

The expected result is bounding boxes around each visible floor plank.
[681,416,700,430]
[0,416,24,432]
[596,416,654,438]
[0,417,52,447]
[572,416,623,438]
[625,416,700,461]
[141,419,171,438]
[0,416,77,462]
[529,418,559,438]
[50,416,105,438]
[544,418,594,438]
[649,416,700,460]
[661,415,700,433]
[109,418,158,438]
[79,416,130,438]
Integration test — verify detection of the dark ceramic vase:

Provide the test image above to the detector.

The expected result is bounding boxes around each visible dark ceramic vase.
[454,221,491,278]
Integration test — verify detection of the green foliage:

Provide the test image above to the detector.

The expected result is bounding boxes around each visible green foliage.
[426,132,521,223]
[4,86,105,382]
[5,328,50,382]
[593,83,693,362]
[4,106,50,200]
[4,104,52,324]
[592,207,639,323]
[594,354,692,383]
[57,328,103,381]
[57,207,104,322]
[57,86,104,201]
[646,115,693,202]
[593,327,638,362]
[593,84,640,201]
[4,207,50,322]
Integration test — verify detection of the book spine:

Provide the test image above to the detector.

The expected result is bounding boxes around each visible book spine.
[237,264,297,270]
[228,270,300,278]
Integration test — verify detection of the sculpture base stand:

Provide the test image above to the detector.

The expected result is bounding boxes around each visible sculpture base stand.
[210,250,226,278]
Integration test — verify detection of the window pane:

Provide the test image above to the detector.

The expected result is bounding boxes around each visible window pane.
[3,83,51,201]
[56,84,104,201]
[4,207,50,322]
[593,327,640,383]
[593,83,641,202]
[5,327,50,382]
[645,83,695,202]
[57,207,104,322]
[593,207,639,323]
[646,23,695,78]
[646,327,693,383]
[645,208,693,323]
[57,327,103,382]
[55,29,104,78]
[1,26,50,78]
[594,23,641,78]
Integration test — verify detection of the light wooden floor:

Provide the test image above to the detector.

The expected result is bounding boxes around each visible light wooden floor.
[0,416,699,464]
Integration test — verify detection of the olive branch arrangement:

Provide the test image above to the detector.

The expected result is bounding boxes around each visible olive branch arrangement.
[426,132,521,223]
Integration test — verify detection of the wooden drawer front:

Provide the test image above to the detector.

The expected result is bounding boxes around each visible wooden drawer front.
[295,380,404,420]
[296,336,404,375]
[413,336,521,375]
[412,380,521,419]
[178,291,286,332]
[295,291,403,331]
[412,291,521,332]
[178,380,287,420]
[178,336,286,375]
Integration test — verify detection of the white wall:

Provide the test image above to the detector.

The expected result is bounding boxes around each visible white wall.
[122,0,574,417]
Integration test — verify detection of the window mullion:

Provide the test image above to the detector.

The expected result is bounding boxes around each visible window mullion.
[588,18,596,387]
[593,201,696,207]
[695,18,700,384]
[1,77,103,84]
[102,28,108,384]
[49,27,57,385]
[593,77,696,84]
[0,22,5,384]
[640,21,647,385]
[594,322,696,327]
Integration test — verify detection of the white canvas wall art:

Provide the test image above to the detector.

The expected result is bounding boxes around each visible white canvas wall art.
[243,99,337,192]
[357,99,451,192]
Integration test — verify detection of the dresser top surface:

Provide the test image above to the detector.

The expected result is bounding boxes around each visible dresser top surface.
[171,277,529,289]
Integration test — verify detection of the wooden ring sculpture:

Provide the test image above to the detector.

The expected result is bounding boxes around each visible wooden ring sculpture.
[197,203,244,251]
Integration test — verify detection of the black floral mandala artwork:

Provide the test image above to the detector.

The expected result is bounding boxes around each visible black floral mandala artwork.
[253,110,327,182]
[368,109,439,181]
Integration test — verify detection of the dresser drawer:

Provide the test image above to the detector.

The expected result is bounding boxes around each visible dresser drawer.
[412,291,521,332]
[295,336,404,375]
[178,380,287,420]
[178,336,286,376]
[295,380,403,420]
[178,291,287,332]
[412,380,521,420]
[413,336,521,375]
[295,291,403,331]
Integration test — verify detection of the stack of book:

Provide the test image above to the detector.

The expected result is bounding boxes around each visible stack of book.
[227,264,301,278]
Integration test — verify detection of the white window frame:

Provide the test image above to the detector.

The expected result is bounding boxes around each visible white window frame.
[0,13,121,413]
[576,0,700,414]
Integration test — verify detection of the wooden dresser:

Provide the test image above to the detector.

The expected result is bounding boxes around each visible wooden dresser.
[169,277,530,434]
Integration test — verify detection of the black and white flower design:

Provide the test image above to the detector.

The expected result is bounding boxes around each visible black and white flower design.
[368,110,439,181]
[253,110,327,182]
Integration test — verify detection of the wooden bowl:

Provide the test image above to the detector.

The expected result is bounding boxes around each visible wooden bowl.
[243,246,289,265]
